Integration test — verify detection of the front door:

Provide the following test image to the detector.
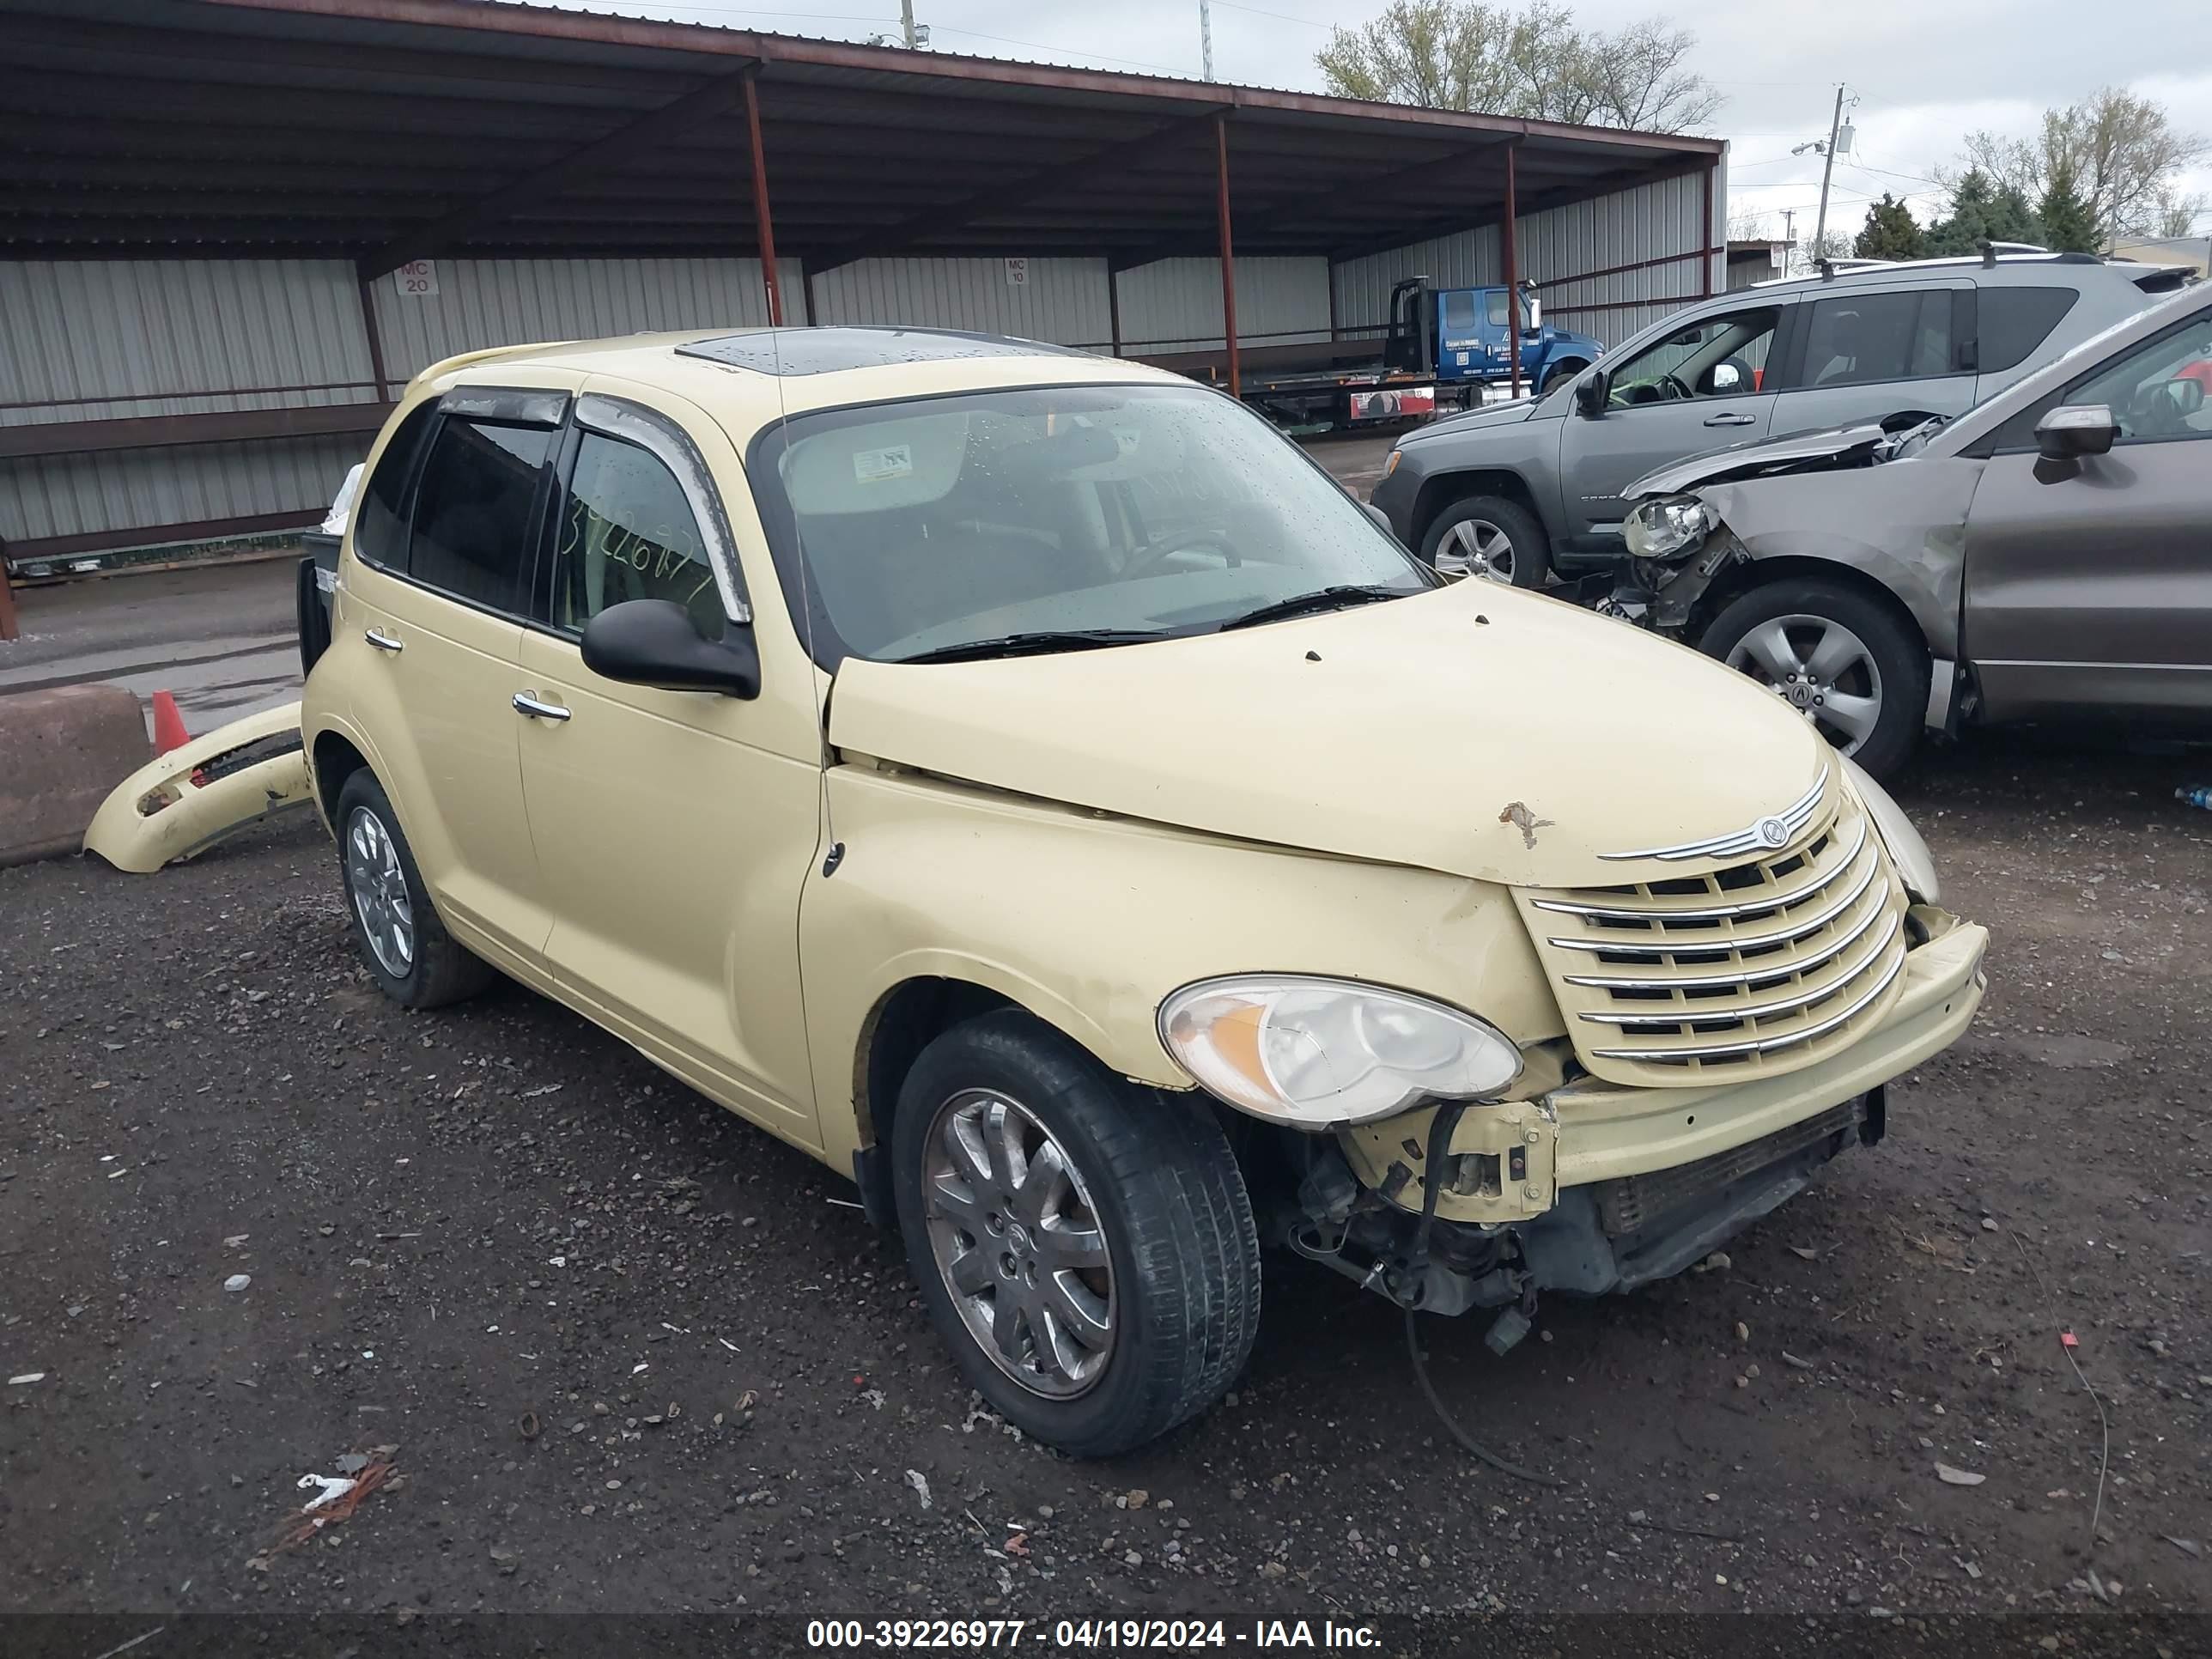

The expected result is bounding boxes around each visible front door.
[338,392,568,966]
[1555,300,1790,542]
[1964,304,2212,721]
[514,387,825,1147]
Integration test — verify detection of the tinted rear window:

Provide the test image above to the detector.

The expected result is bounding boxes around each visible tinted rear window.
[353,403,434,570]
[1977,286,2080,374]
[407,418,552,613]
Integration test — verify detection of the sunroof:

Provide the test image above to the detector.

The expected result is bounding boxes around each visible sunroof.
[676,327,1093,377]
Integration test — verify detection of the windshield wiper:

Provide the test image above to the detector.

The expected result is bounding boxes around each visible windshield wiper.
[891,629,1163,665]
[1214,584,1409,632]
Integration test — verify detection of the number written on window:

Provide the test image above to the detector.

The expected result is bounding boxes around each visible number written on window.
[553,433,726,636]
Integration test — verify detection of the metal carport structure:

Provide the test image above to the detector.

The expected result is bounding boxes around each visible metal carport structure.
[0,0,1727,639]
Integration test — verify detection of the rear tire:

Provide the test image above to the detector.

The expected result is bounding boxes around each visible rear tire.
[1419,495,1549,587]
[335,770,497,1011]
[891,1008,1261,1456]
[1698,580,1929,781]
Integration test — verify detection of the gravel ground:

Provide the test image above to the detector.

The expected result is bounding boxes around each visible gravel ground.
[3,729,2209,1639]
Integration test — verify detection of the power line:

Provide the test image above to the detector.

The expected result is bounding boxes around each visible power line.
[926,23,1188,75]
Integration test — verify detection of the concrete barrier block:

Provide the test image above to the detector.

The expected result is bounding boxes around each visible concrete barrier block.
[0,684,154,867]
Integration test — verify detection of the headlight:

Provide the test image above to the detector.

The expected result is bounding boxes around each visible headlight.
[1623,494,1711,560]
[1382,448,1402,480]
[1158,975,1523,1129]
[1842,756,1940,903]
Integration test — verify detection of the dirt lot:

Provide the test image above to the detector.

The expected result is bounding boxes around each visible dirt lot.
[4,726,2209,1644]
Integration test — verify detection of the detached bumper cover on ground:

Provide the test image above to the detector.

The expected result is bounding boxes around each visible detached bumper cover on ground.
[82,700,313,873]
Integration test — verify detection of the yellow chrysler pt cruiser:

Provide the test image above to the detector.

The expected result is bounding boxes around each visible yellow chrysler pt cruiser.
[301,326,1986,1455]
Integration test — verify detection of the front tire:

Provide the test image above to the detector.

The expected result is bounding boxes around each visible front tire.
[1698,580,1929,781]
[1419,495,1549,587]
[335,770,497,1010]
[1539,357,1589,395]
[891,1009,1261,1456]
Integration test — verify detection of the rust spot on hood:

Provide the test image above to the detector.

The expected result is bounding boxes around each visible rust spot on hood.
[1498,801,1554,850]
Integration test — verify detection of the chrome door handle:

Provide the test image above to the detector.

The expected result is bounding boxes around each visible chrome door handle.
[364,628,404,653]
[512,691,571,722]
[1702,413,1757,427]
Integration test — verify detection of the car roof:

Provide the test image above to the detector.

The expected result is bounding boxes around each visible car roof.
[422,325,1184,435]
[1748,252,2164,294]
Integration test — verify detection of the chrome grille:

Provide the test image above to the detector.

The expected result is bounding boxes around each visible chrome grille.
[1515,787,1910,1086]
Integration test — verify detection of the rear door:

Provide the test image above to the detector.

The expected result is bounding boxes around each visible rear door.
[1768,279,1976,436]
[339,385,569,965]
[1553,298,1791,543]
[1963,301,2212,720]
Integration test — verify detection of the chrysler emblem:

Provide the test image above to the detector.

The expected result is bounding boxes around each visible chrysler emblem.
[1757,817,1790,848]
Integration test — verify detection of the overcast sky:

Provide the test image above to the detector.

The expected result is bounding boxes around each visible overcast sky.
[572,0,2212,243]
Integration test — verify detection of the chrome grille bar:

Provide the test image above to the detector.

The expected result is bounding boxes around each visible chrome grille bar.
[1545,844,1881,958]
[1589,939,1907,1061]
[1577,906,1903,1026]
[1599,769,1827,863]
[1533,817,1867,924]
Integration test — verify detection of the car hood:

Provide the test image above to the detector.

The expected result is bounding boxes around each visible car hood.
[828,580,1832,889]
[1406,398,1539,440]
[1625,422,1890,498]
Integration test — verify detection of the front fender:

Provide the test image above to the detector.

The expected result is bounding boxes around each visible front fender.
[799,763,1562,1176]
[1702,459,1981,660]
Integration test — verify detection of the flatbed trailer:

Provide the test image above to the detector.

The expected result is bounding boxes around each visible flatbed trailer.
[1134,278,1605,432]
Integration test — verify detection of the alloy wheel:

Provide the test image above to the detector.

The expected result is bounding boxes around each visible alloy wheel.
[345,805,416,979]
[1435,517,1516,582]
[921,1089,1115,1399]
[1726,613,1885,757]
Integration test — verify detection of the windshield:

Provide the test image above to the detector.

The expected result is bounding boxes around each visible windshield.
[745,383,1431,665]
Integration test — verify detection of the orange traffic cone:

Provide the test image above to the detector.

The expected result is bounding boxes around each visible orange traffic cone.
[151,690,190,756]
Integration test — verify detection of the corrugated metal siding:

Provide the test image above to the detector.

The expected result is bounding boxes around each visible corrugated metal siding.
[0,258,374,424]
[807,257,1112,348]
[1114,257,1332,355]
[368,255,801,387]
[1332,169,1722,353]
[0,436,362,545]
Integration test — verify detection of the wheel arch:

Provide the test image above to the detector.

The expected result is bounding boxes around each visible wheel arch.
[310,728,372,830]
[1409,467,1553,552]
[1694,555,1935,661]
[848,969,1186,1224]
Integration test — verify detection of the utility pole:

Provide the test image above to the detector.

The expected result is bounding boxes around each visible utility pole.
[900,0,916,48]
[1810,85,1844,264]
[1200,0,1213,80]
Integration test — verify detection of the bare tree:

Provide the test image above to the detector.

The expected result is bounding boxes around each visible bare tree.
[1727,206,1775,242]
[1957,88,2205,246]
[1316,0,1722,134]
[2152,190,2205,240]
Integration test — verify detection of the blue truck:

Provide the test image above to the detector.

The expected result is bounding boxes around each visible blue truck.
[1145,276,1606,431]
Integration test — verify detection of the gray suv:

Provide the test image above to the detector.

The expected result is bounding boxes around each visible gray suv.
[1370,253,2191,584]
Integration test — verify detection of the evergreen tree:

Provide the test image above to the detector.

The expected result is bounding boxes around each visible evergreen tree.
[1925,169,2046,255]
[2038,156,2099,252]
[1853,193,1925,261]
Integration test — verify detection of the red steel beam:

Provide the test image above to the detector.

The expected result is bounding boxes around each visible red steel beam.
[0,403,392,461]
[1214,112,1239,400]
[3,509,325,565]
[357,67,757,277]
[0,556,18,641]
[742,69,783,326]
[1504,142,1521,400]
[1701,161,1716,298]
[204,0,1723,155]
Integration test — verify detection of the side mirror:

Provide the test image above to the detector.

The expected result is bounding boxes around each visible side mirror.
[1522,286,1542,333]
[1708,362,1742,393]
[581,599,761,698]
[2034,404,2118,462]
[1575,369,1608,418]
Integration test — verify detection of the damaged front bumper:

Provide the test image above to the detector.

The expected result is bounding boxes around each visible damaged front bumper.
[1308,913,1987,1314]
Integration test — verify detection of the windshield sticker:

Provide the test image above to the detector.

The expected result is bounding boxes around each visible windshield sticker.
[854,444,915,483]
